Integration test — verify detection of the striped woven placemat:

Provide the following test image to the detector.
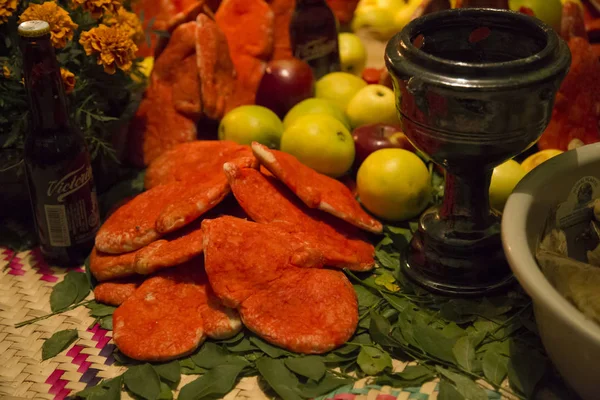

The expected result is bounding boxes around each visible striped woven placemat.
[0,247,510,400]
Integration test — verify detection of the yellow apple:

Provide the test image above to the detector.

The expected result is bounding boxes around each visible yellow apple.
[346,84,399,128]
[315,72,367,111]
[339,33,367,76]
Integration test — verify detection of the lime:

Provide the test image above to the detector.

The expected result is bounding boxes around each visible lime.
[219,105,284,149]
[357,148,430,221]
[281,114,355,177]
[489,159,527,211]
[283,98,351,131]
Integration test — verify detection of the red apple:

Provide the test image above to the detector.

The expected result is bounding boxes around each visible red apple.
[352,123,415,169]
[255,58,315,119]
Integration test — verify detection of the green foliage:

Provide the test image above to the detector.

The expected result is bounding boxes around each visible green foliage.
[46,169,554,400]
[42,329,78,360]
[0,0,147,163]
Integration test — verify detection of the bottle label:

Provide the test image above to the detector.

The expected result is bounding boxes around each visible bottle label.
[44,164,100,246]
[44,204,71,247]
[47,164,94,202]
[27,151,100,248]
[294,37,338,62]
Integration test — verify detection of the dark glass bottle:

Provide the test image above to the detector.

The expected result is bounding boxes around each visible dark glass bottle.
[289,0,341,80]
[19,20,100,266]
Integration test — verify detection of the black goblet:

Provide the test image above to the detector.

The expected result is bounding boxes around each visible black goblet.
[385,8,571,296]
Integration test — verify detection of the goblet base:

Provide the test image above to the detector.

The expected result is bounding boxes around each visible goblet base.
[400,207,515,297]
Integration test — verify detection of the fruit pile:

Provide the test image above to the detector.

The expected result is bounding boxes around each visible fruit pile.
[128,0,599,223]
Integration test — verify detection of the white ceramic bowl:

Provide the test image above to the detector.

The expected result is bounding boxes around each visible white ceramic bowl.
[502,143,600,400]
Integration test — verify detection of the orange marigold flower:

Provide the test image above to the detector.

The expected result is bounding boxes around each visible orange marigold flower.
[79,24,138,75]
[71,0,122,19]
[0,0,17,24]
[19,2,78,48]
[103,8,144,44]
[2,65,10,78]
[60,68,76,94]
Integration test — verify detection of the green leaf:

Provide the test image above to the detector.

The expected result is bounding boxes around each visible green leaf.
[452,336,476,372]
[226,338,258,353]
[438,379,465,400]
[284,356,326,381]
[158,382,173,400]
[178,363,246,400]
[42,329,78,360]
[381,292,410,313]
[250,336,292,358]
[298,373,353,398]
[99,315,113,330]
[507,346,547,398]
[369,311,399,348]
[76,375,123,399]
[354,285,380,308]
[334,343,360,355]
[179,358,207,375]
[468,331,487,350]
[375,248,399,270]
[124,363,161,400]
[85,301,117,317]
[153,360,181,384]
[436,367,487,400]
[374,365,435,387]
[255,357,303,400]
[413,322,458,364]
[374,272,400,292]
[113,349,140,366]
[357,346,392,375]
[64,271,90,303]
[218,331,244,344]
[473,319,499,333]
[50,279,78,312]
[191,342,248,369]
[442,323,466,338]
[482,347,509,386]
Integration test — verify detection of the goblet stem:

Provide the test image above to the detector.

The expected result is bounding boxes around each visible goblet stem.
[440,170,495,231]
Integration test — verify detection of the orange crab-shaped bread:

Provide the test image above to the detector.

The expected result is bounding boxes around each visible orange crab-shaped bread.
[112,259,242,362]
[128,20,201,167]
[90,219,205,281]
[95,177,229,254]
[144,141,256,189]
[94,277,143,306]
[128,9,241,166]
[215,0,274,110]
[224,163,375,271]
[251,142,383,234]
[202,216,358,354]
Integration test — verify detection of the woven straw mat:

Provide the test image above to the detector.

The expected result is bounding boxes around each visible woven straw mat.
[0,246,510,400]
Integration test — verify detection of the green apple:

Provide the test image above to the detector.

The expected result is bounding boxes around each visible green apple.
[315,72,367,112]
[283,98,351,130]
[339,33,367,76]
[352,0,406,41]
[281,114,355,178]
[489,159,527,212]
[346,84,398,129]
[219,105,284,149]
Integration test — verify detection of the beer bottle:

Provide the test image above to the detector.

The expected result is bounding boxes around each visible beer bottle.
[289,0,341,80]
[19,20,100,266]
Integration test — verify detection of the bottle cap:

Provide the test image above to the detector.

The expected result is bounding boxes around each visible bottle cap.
[18,20,51,38]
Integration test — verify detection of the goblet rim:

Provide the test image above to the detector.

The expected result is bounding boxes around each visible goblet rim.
[385,8,571,89]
